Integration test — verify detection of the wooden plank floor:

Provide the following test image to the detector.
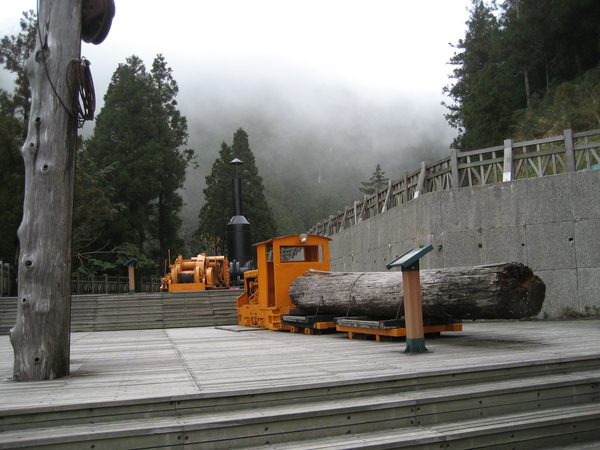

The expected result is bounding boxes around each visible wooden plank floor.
[0,319,599,412]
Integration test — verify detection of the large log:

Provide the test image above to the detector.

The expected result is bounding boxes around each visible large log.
[289,263,545,322]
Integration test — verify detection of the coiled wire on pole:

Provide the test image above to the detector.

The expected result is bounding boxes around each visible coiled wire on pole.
[67,57,96,128]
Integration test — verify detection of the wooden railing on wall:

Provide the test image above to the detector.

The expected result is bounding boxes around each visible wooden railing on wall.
[308,128,600,237]
[70,274,162,295]
[1,267,163,297]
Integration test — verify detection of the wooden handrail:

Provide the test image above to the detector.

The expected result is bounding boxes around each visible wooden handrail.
[308,128,600,236]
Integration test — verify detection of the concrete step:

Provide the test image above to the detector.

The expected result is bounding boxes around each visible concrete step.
[247,404,600,449]
[0,358,598,449]
[0,291,240,334]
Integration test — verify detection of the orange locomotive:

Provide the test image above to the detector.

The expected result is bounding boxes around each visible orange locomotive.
[236,234,330,330]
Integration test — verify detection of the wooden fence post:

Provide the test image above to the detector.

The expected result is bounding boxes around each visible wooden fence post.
[564,129,575,172]
[414,161,428,198]
[503,139,514,181]
[1,261,4,297]
[450,149,459,189]
[381,179,392,213]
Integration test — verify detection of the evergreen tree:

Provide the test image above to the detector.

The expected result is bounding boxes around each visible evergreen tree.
[444,0,600,150]
[83,55,194,273]
[195,128,277,255]
[359,164,389,195]
[71,150,120,275]
[0,11,35,266]
[512,64,600,138]
[0,10,36,124]
[195,141,235,255]
[0,90,24,265]
[443,1,523,151]
[148,55,194,262]
[0,11,116,274]
[501,0,600,103]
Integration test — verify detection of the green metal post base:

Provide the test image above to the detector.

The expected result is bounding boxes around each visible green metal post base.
[405,337,428,354]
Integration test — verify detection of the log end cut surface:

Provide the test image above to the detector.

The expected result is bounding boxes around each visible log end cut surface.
[494,263,546,319]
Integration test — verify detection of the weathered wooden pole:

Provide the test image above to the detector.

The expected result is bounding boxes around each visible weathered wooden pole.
[9,0,82,381]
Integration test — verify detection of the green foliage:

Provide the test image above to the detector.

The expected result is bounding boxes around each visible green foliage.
[0,11,35,264]
[359,164,389,195]
[195,128,278,254]
[195,141,235,255]
[0,11,124,273]
[444,0,600,151]
[73,242,155,278]
[444,1,523,150]
[71,150,122,274]
[500,0,600,99]
[83,54,194,274]
[0,90,24,264]
[512,65,600,139]
[0,10,36,123]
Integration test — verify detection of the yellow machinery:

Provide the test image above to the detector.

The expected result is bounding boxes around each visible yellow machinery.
[160,254,230,292]
[237,234,330,330]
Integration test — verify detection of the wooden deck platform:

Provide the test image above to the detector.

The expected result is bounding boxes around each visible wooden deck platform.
[0,318,597,409]
[0,319,599,448]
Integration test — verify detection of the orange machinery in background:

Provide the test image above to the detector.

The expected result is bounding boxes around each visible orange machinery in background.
[236,234,330,330]
[160,254,230,292]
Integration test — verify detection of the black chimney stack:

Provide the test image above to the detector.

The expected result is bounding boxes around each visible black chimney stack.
[227,158,253,284]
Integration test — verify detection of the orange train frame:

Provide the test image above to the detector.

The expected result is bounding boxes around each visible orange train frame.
[236,234,331,330]
[236,234,462,339]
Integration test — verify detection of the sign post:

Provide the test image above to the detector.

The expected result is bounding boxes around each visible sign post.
[123,258,138,293]
[386,245,433,353]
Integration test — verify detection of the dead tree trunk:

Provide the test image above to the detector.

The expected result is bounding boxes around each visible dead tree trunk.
[289,263,546,322]
[9,0,81,381]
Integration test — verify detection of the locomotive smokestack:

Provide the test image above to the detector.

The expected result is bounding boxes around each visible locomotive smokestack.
[231,159,243,216]
[227,158,253,284]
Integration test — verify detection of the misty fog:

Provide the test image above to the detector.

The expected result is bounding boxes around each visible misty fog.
[2,2,467,248]
[176,59,456,241]
[1,54,457,244]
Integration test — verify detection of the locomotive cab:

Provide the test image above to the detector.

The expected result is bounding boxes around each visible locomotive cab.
[236,234,330,330]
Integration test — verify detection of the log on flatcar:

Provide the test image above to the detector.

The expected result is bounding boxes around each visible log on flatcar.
[289,263,545,322]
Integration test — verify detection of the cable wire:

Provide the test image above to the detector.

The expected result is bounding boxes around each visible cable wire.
[68,57,96,128]
[36,0,96,128]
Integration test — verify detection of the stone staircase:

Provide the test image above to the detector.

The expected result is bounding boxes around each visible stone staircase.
[1,355,598,449]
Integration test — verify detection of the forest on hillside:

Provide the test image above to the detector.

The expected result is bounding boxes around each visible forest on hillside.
[1,0,600,278]
[444,0,600,150]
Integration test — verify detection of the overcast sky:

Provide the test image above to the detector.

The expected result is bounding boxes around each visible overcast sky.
[1,1,474,232]
[1,1,471,117]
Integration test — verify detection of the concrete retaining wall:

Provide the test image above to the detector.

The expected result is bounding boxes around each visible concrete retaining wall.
[329,169,600,319]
